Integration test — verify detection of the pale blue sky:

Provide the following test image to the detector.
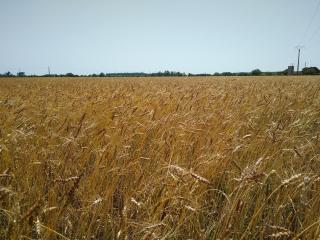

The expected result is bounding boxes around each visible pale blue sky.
[1,0,320,74]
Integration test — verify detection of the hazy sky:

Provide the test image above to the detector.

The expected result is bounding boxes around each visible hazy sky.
[1,0,320,74]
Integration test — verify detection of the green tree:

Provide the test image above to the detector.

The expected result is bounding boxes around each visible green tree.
[302,67,320,75]
[5,71,13,77]
[65,73,75,77]
[17,72,25,77]
[251,69,262,76]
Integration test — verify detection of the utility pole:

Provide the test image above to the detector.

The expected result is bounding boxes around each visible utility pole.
[297,48,301,75]
[296,46,304,75]
[48,66,51,76]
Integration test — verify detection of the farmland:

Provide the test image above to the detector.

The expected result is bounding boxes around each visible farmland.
[1,76,320,239]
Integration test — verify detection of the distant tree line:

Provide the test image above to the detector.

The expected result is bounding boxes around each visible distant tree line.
[1,68,319,78]
[302,67,320,75]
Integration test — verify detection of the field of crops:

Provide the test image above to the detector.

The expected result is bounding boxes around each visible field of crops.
[1,76,320,239]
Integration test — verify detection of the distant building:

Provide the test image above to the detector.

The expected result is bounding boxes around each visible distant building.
[287,66,294,75]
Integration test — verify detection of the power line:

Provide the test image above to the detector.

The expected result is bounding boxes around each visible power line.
[294,1,320,71]
[306,21,320,44]
[298,0,320,45]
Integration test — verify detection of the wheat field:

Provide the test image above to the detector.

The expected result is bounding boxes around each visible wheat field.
[1,76,320,239]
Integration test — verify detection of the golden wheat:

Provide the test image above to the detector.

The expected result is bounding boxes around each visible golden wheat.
[0,76,320,239]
